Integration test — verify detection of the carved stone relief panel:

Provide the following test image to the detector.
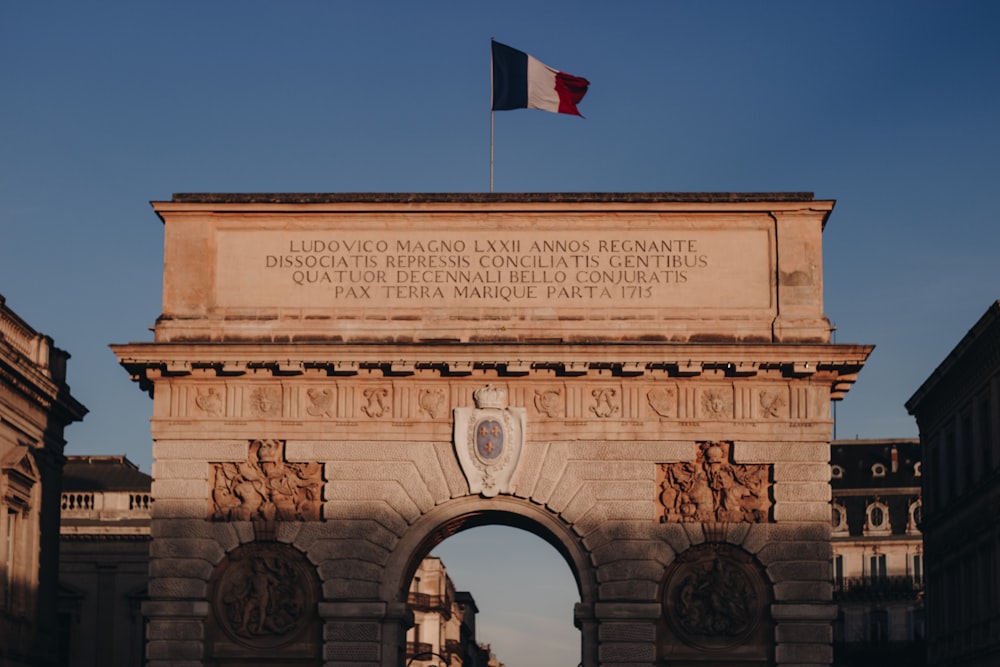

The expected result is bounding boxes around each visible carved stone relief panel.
[647,384,678,418]
[246,386,282,417]
[210,439,324,521]
[194,386,225,416]
[589,387,620,418]
[698,386,733,419]
[417,386,447,419]
[360,386,391,418]
[659,543,773,662]
[208,542,321,654]
[532,387,564,418]
[304,386,335,418]
[758,387,788,419]
[657,441,771,523]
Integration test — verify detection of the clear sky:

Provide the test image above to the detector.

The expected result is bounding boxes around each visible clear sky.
[2,2,998,665]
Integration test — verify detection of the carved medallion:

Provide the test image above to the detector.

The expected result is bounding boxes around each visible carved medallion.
[647,385,677,418]
[247,387,281,417]
[361,387,390,418]
[195,387,224,416]
[700,388,733,419]
[758,389,787,419]
[418,388,446,419]
[305,388,334,417]
[657,441,771,523]
[533,388,563,418]
[212,542,318,649]
[590,388,620,418]
[210,439,324,521]
[453,385,526,497]
[662,544,767,650]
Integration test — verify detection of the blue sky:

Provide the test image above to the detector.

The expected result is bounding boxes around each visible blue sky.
[2,2,998,665]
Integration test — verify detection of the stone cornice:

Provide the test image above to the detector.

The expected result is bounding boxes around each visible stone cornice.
[113,341,871,399]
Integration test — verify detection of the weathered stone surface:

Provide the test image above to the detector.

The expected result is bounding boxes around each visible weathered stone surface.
[776,622,834,644]
[113,194,872,667]
[149,577,208,598]
[145,619,204,640]
[776,643,833,664]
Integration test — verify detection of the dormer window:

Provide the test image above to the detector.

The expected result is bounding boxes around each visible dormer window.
[865,497,891,535]
[831,501,848,534]
[871,463,887,478]
[907,499,922,535]
[831,464,845,480]
[913,461,922,477]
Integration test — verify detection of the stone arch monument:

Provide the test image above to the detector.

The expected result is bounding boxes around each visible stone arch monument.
[113,193,871,666]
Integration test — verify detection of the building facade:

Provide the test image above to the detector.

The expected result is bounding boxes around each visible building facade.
[829,438,924,666]
[907,301,1000,667]
[113,192,872,666]
[405,557,501,667]
[57,455,152,667]
[0,294,87,667]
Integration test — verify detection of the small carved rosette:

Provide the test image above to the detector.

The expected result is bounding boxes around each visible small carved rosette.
[210,439,324,521]
[453,385,526,497]
[657,441,771,523]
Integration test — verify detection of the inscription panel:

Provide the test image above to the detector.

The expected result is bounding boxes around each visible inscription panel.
[216,228,772,312]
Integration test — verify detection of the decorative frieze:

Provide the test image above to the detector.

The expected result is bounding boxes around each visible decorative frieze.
[657,442,772,523]
[209,440,324,521]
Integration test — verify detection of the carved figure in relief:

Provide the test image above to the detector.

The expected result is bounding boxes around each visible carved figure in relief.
[214,545,315,647]
[590,388,620,418]
[195,387,224,416]
[248,387,281,416]
[647,386,676,418]
[305,388,333,417]
[418,388,446,419]
[759,389,786,419]
[658,441,771,523]
[533,388,563,418]
[361,387,390,418]
[700,389,732,418]
[210,440,323,521]
[675,556,756,637]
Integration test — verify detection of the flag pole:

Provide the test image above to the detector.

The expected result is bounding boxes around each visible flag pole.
[489,38,495,193]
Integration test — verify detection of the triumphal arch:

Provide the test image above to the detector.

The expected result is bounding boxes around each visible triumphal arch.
[113,193,871,667]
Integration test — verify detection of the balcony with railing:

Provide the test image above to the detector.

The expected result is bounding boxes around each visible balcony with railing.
[834,574,924,600]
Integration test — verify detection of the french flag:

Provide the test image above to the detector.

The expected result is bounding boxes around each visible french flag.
[491,40,590,117]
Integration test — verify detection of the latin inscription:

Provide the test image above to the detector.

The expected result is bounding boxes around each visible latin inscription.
[217,229,771,310]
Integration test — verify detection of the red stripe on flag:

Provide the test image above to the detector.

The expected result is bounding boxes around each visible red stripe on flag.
[554,72,590,116]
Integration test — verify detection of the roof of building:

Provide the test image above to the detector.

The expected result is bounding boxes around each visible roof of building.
[62,455,151,492]
[166,192,818,204]
[906,299,1000,413]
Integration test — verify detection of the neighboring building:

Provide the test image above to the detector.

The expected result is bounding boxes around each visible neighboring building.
[406,557,503,667]
[0,295,87,667]
[57,455,152,667]
[907,301,1000,667]
[829,438,924,666]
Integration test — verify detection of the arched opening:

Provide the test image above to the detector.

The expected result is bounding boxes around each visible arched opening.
[381,496,596,667]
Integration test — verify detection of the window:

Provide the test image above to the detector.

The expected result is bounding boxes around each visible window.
[870,553,887,582]
[912,553,923,586]
[834,554,844,586]
[869,609,889,644]
[831,501,848,534]
[871,462,886,478]
[907,499,922,535]
[831,464,844,480]
[865,499,891,535]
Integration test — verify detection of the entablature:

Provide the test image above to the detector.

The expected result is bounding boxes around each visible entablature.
[113,341,871,400]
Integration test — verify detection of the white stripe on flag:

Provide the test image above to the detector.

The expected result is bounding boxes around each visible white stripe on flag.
[526,55,560,113]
